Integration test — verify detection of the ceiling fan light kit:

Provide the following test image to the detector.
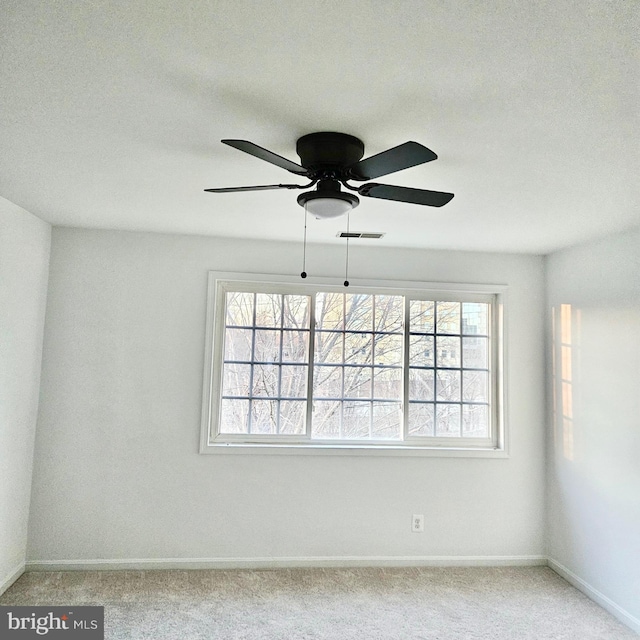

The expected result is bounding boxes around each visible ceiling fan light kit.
[205,131,454,285]
[297,178,359,219]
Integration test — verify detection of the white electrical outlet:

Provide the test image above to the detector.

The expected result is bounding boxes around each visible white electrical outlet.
[412,514,424,532]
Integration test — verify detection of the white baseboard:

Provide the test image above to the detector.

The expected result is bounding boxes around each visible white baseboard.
[0,562,25,597]
[548,558,640,635]
[26,554,547,572]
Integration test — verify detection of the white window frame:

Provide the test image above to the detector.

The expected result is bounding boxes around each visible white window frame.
[200,272,508,457]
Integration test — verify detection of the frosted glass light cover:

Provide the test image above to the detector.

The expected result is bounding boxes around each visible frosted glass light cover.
[305,198,352,219]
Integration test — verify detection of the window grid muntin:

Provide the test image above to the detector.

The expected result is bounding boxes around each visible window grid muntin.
[407,298,492,439]
[220,292,311,436]
[213,281,499,449]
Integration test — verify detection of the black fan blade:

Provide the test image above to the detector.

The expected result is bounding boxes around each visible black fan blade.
[349,142,438,181]
[205,183,309,193]
[222,139,308,175]
[358,183,454,207]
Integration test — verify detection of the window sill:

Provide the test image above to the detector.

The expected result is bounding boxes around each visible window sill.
[200,441,508,458]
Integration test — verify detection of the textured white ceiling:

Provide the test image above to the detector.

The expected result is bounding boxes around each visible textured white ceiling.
[1,1,638,253]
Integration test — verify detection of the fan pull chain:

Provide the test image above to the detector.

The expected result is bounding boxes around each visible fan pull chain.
[300,207,308,279]
[344,210,350,287]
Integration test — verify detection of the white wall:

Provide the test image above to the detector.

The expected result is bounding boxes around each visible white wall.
[0,198,51,593]
[546,227,640,626]
[28,228,545,565]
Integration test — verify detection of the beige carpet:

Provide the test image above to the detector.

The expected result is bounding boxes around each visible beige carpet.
[1,566,636,639]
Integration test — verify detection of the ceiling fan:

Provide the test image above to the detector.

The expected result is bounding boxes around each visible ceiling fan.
[205,132,454,219]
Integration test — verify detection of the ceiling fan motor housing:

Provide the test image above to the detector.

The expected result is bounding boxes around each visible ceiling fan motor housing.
[296,132,365,175]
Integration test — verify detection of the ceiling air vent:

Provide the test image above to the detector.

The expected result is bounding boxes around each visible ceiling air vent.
[337,232,385,239]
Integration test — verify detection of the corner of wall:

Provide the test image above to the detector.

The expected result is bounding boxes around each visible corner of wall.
[0,197,52,596]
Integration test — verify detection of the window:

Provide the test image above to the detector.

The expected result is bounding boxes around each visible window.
[201,273,505,456]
